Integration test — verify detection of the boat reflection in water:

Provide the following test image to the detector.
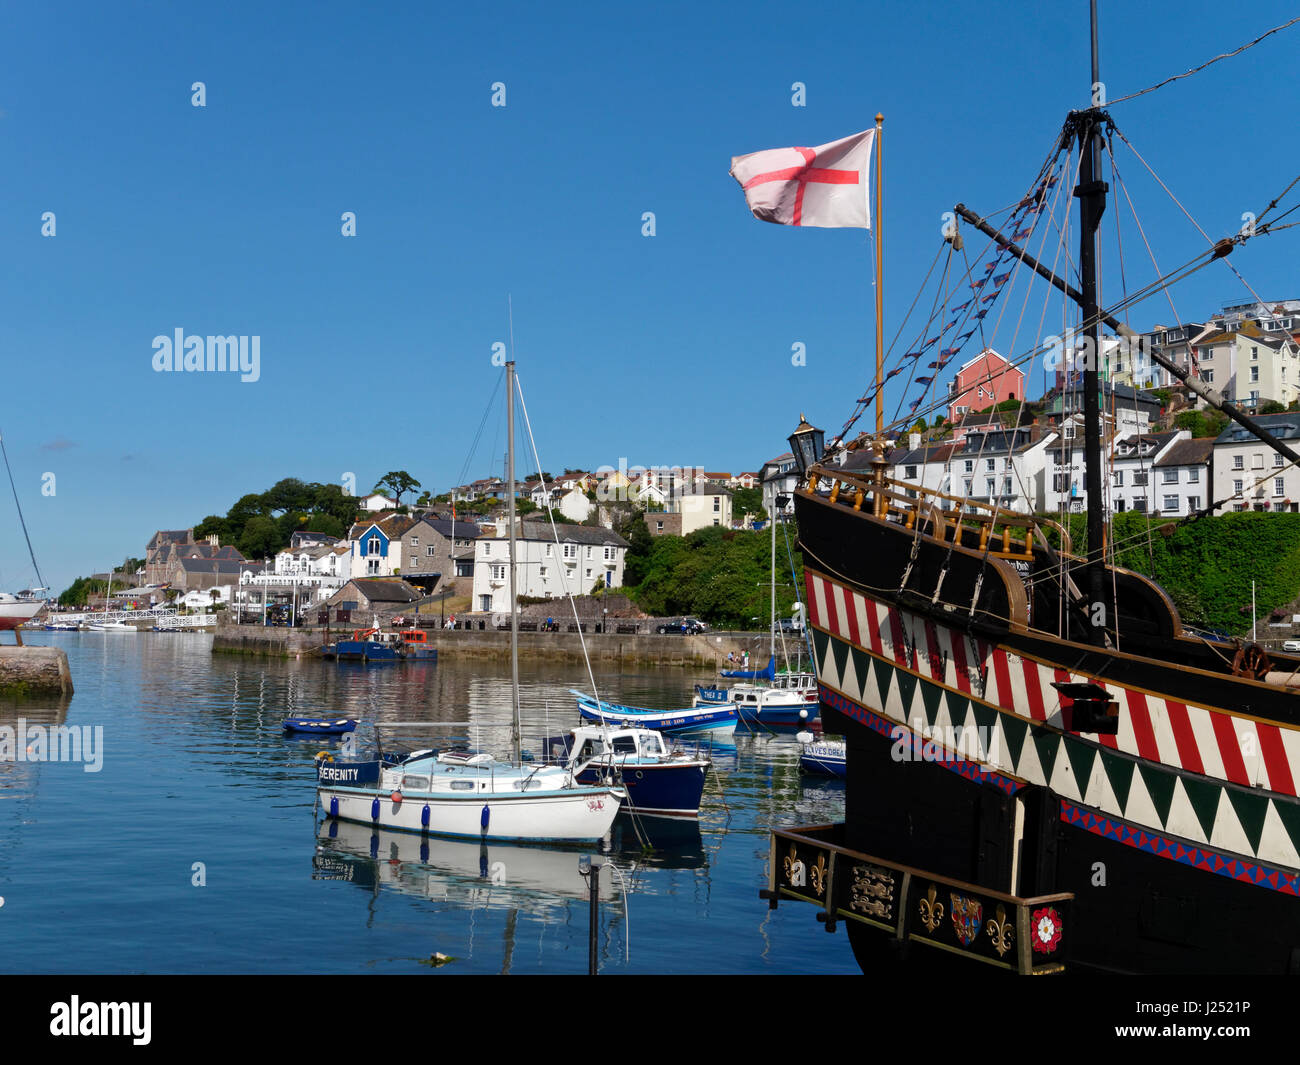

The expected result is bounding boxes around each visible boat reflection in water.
[314,818,618,910]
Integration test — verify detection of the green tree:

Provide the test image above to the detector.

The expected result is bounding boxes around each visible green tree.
[731,486,765,521]
[238,515,283,560]
[373,471,422,505]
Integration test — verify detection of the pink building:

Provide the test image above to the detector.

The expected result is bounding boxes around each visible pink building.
[946,349,1024,423]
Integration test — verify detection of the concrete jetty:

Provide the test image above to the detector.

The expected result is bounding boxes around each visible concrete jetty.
[0,646,75,697]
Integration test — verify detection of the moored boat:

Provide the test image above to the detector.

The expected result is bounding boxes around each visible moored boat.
[544,724,711,818]
[573,690,737,738]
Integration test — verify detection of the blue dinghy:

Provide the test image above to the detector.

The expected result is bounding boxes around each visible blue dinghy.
[284,717,358,736]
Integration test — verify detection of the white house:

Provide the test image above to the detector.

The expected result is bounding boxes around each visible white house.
[1148,435,1214,518]
[946,427,1060,514]
[556,488,593,523]
[348,516,417,578]
[472,522,629,612]
[1213,414,1300,513]
[360,493,397,512]
[1109,431,1184,515]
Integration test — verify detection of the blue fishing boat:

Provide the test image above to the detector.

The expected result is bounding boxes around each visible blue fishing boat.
[284,717,358,736]
[544,724,711,818]
[572,691,737,738]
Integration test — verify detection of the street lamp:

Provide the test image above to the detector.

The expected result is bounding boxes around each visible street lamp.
[787,413,825,477]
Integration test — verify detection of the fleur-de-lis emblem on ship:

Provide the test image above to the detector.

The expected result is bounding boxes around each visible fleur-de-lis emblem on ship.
[919,884,944,933]
[810,854,828,897]
[783,843,806,887]
[986,904,1014,957]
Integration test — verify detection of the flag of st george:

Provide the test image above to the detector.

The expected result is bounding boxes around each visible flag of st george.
[729,129,874,229]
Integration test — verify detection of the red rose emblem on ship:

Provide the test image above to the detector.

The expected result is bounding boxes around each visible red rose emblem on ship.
[1031,906,1063,954]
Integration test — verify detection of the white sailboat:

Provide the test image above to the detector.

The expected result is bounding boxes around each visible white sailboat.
[317,360,625,843]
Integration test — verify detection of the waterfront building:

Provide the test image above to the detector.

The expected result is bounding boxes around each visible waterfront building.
[1212,413,1300,513]
[348,515,418,578]
[472,522,628,611]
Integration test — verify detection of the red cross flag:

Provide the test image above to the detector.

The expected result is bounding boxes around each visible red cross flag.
[730,129,874,229]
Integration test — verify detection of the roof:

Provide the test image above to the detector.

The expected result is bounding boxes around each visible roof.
[1113,431,1180,453]
[518,522,629,547]
[346,578,423,603]
[148,529,192,551]
[179,558,259,576]
[1216,413,1300,445]
[409,517,482,539]
[349,514,418,540]
[1155,438,1215,467]
[956,348,1023,377]
[890,443,961,466]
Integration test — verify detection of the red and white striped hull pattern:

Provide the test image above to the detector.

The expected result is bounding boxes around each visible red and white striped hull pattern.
[805,569,1300,874]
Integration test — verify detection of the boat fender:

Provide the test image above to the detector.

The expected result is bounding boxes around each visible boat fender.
[420,841,429,862]
[481,804,490,832]
[799,708,809,720]
[390,791,403,805]
[371,798,380,821]
[421,804,431,828]
[329,797,339,819]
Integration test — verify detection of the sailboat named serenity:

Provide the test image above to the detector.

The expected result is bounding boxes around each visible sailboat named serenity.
[316,360,624,844]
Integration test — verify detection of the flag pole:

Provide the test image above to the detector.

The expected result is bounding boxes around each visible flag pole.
[874,112,884,437]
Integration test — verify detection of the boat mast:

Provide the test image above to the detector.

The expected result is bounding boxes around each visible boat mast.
[507,359,521,762]
[770,504,776,666]
[1076,0,1110,646]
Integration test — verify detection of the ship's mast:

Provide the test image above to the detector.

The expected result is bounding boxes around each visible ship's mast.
[1076,0,1111,647]
[507,359,521,762]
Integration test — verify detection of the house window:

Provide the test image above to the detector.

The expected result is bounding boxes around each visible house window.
[367,536,381,555]
[1052,473,1068,492]
[1133,472,1148,487]
[409,557,419,569]
[905,465,918,478]
[586,546,593,559]
[540,566,548,578]
[563,544,577,559]
[604,546,615,560]
[483,542,491,556]
[1276,478,1286,496]
[963,479,973,495]
[1202,369,1214,383]
[1276,503,1289,512]
[1233,504,1246,512]
[491,564,506,580]
[713,497,720,512]
[410,537,419,547]
[427,546,436,556]
[1250,366,1260,382]
[1162,469,1177,484]
[1275,453,1285,467]
[1187,496,1199,511]
[1188,468,1199,483]
[1133,498,1147,513]
[367,559,380,575]
[963,460,973,473]
[585,568,592,578]
[985,478,996,496]
[1252,346,1259,359]
[1002,478,1012,496]
[1113,471,1124,486]
[1064,426,1076,440]
[985,459,995,472]
[1234,480,1244,496]
[655,521,664,532]
[1114,499,1126,512]
[1233,455,1244,470]
[1163,496,1179,512]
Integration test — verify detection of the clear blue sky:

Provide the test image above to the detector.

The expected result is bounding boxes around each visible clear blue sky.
[3,0,1297,592]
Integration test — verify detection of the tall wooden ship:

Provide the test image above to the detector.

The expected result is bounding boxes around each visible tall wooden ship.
[758,7,1300,973]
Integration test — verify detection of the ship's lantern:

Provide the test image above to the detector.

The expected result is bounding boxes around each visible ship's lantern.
[789,414,825,476]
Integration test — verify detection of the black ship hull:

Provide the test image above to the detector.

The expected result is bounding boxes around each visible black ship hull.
[791,484,1300,974]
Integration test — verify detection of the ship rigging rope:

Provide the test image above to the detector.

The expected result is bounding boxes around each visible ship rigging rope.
[1105,16,1300,107]
[0,429,45,591]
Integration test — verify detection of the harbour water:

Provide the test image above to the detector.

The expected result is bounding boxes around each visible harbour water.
[0,632,854,974]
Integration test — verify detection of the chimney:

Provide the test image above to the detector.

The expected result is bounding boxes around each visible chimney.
[909,432,921,452]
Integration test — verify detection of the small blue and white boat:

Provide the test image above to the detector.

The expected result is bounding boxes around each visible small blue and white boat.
[797,732,846,778]
[572,691,737,738]
[544,724,711,818]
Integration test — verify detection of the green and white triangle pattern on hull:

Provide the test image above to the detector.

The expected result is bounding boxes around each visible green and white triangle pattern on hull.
[812,625,1300,874]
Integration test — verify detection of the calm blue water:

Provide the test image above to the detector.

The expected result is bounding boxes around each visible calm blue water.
[0,633,854,974]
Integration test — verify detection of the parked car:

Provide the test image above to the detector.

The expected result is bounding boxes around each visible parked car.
[657,617,707,635]
[1282,639,1300,652]
[777,617,805,634]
